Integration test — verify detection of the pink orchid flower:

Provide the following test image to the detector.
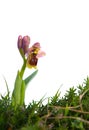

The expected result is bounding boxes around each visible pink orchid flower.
[27,42,45,68]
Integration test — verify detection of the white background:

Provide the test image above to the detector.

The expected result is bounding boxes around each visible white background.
[0,0,89,104]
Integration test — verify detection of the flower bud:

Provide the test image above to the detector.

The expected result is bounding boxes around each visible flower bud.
[17,35,22,49]
[22,36,30,54]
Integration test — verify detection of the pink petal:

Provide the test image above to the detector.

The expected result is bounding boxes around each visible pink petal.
[32,42,41,48]
[36,51,46,58]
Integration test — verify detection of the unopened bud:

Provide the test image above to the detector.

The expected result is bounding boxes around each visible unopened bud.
[22,36,30,54]
[17,35,23,49]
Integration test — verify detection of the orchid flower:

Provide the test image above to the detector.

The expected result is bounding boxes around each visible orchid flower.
[26,42,45,68]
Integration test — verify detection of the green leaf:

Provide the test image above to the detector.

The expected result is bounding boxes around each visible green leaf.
[2,76,9,98]
[24,69,38,88]
[20,80,26,105]
[64,103,69,116]
[51,89,60,104]
[12,71,22,107]
[20,124,41,130]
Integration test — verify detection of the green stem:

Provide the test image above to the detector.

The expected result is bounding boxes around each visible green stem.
[20,59,27,78]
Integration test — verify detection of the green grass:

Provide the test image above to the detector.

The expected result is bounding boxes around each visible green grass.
[1,77,89,130]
